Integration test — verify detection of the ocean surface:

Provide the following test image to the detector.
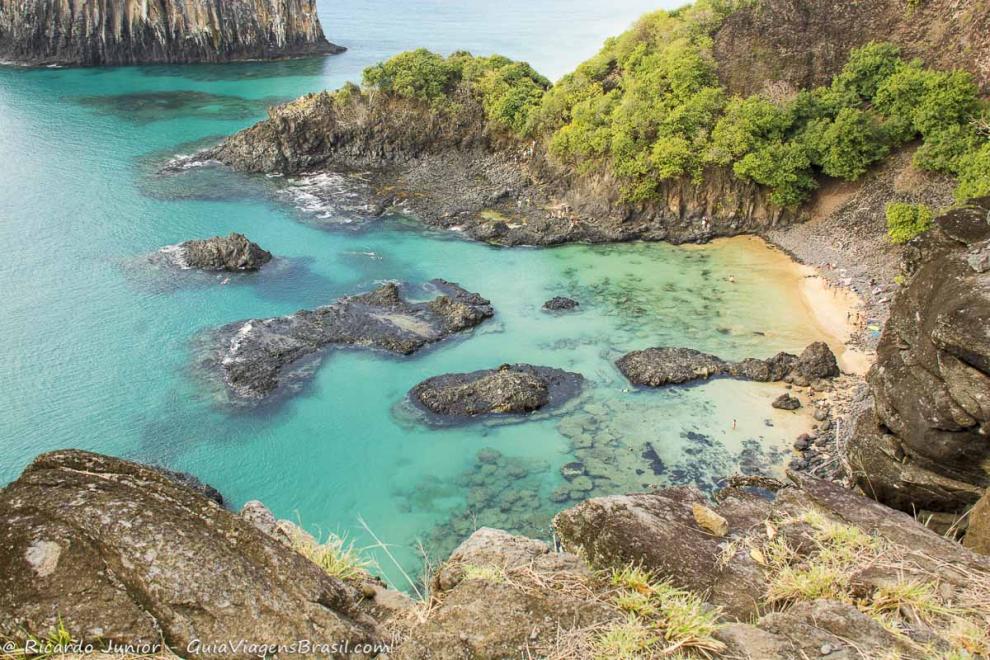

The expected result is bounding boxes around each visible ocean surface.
[0,0,832,586]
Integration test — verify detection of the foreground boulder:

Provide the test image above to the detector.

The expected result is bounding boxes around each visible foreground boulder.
[202,280,494,404]
[409,364,583,420]
[175,233,273,272]
[847,199,990,514]
[0,450,381,656]
[0,0,342,66]
[616,341,839,388]
[554,471,990,649]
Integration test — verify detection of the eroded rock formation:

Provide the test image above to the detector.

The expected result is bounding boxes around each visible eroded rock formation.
[409,363,584,420]
[0,0,343,66]
[847,199,990,514]
[201,280,494,404]
[616,342,840,389]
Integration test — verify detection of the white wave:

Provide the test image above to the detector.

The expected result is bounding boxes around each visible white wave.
[276,172,376,224]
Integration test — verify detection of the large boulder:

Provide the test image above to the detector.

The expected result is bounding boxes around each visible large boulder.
[201,280,494,404]
[553,486,770,619]
[0,450,381,657]
[847,199,990,513]
[409,364,584,420]
[177,233,273,272]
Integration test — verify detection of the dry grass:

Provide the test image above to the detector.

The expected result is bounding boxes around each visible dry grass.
[284,524,375,581]
[752,507,990,658]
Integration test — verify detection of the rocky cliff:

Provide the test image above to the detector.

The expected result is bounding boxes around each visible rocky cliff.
[0,0,342,66]
[713,0,990,95]
[846,198,990,515]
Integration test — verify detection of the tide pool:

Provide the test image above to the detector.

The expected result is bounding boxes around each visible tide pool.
[0,0,830,587]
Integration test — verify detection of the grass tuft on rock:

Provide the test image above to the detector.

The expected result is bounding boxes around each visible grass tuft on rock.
[597,566,725,658]
[285,525,375,581]
[756,508,990,658]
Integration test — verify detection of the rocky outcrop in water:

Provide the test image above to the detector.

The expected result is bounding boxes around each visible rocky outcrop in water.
[846,199,990,514]
[616,342,839,389]
[203,280,494,404]
[0,0,343,66]
[177,233,272,272]
[409,364,584,420]
[0,450,381,655]
[542,296,579,311]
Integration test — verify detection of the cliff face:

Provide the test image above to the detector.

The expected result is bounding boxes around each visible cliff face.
[847,198,990,514]
[0,0,342,66]
[713,0,990,95]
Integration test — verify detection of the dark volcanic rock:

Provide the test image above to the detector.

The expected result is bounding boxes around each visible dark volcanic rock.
[410,364,583,420]
[615,347,728,387]
[616,343,839,388]
[0,0,343,66]
[204,280,494,404]
[847,199,990,513]
[0,450,380,655]
[772,393,802,410]
[795,341,841,381]
[542,296,580,311]
[178,233,272,272]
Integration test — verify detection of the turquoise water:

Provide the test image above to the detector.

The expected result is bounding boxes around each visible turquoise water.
[0,0,830,587]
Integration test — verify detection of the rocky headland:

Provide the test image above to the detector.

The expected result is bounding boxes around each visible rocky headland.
[409,363,584,421]
[0,0,343,66]
[201,280,494,404]
[171,232,272,272]
[616,342,840,389]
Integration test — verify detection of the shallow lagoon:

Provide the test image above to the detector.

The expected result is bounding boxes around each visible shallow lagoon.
[0,0,832,586]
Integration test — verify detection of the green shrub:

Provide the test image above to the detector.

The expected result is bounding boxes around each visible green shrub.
[955,143,990,202]
[734,141,817,207]
[913,124,980,174]
[886,202,935,243]
[912,70,981,138]
[362,49,460,106]
[829,41,903,102]
[708,95,793,165]
[807,108,890,180]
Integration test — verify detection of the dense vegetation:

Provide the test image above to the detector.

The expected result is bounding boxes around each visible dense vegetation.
[362,48,550,135]
[356,1,990,217]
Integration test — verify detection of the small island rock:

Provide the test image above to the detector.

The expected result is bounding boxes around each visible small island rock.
[543,296,580,311]
[178,233,273,272]
[410,364,584,420]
